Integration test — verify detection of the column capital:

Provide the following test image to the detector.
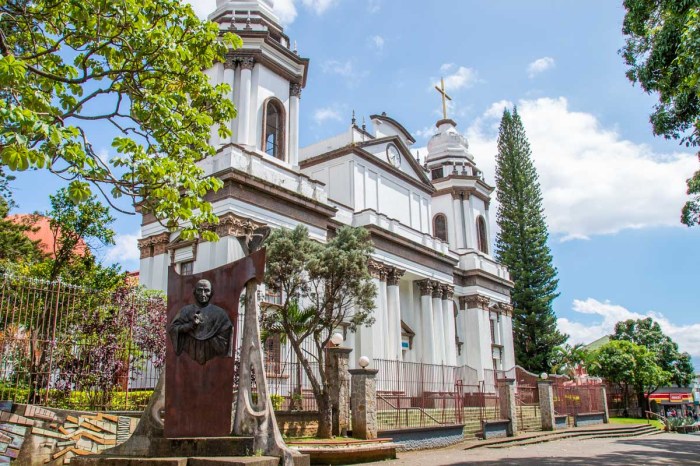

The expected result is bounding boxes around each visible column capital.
[431,281,442,299]
[290,83,302,98]
[206,212,265,239]
[386,267,405,287]
[137,232,170,259]
[415,279,434,296]
[368,260,386,281]
[460,294,490,310]
[239,56,255,70]
[441,284,454,300]
[224,52,237,70]
[497,303,514,317]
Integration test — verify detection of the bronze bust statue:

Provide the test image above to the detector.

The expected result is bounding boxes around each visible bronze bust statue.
[168,279,233,365]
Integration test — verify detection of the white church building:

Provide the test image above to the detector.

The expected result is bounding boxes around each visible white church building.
[138,0,515,379]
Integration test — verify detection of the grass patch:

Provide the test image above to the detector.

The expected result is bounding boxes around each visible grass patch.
[609,417,664,430]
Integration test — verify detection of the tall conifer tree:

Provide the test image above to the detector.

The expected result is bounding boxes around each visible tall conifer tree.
[494,108,566,373]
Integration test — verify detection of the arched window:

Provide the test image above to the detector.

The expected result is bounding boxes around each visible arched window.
[476,215,488,254]
[433,214,448,242]
[261,98,285,160]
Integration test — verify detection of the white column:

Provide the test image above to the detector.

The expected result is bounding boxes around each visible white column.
[431,283,445,365]
[442,286,457,366]
[386,268,405,361]
[465,192,476,248]
[417,280,436,364]
[452,197,464,249]
[357,276,380,363]
[462,294,492,381]
[288,83,301,166]
[499,304,516,371]
[455,300,467,366]
[222,55,235,145]
[236,57,254,146]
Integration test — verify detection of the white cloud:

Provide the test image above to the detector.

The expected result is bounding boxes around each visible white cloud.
[320,59,368,86]
[274,0,298,25]
[369,35,385,51]
[433,65,480,92]
[187,0,215,19]
[414,126,437,140]
[313,106,343,125]
[105,232,140,271]
[466,97,697,239]
[558,298,700,358]
[527,57,555,78]
[301,0,339,15]
[367,0,381,13]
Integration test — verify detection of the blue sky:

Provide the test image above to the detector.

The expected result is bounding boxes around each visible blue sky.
[11,0,700,367]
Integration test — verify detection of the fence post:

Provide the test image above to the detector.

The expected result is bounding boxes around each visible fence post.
[499,378,518,436]
[350,368,379,439]
[538,380,555,430]
[326,347,352,436]
[600,385,609,423]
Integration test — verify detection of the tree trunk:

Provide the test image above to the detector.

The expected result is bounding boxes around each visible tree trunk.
[316,393,333,439]
[637,391,649,416]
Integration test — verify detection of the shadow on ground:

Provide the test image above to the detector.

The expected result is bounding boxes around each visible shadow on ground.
[437,437,700,465]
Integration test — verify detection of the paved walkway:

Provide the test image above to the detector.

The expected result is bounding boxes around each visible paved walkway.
[363,433,700,465]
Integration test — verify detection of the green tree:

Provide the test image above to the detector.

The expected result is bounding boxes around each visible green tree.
[588,339,669,415]
[494,107,566,373]
[550,343,589,379]
[621,0,700,225]
[0,201,43,264]
[262,225,376,438]
[612,317,695,387]
[0,0,241,238]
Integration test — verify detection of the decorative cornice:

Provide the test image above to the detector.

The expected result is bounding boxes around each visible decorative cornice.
[386,267,405,287]
[137,232,170,259]
[496,303,513,317]
[415,279,434,296]
[442,284,454,301]
[460,294,491,310]
[209,212,265,238]
[289,83,302,98]
[239,56,255,70]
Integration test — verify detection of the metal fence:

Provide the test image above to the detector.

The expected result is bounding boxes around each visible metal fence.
[373,359,508,431]
[553,379,605,419]
[0,273,164,411]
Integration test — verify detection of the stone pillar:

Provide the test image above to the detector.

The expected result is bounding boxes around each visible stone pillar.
[288,83,301,166]
[432,283,445,364]
[538,380,555,431]
[350,368,379,439]
[442,285,457,366]
[416,280,436,364]
[219,54,235,145]
[386,268,405,361]
[237,57,254,146]
[326,347,352,436]
[600,385,609,423]
[499,378,518,436]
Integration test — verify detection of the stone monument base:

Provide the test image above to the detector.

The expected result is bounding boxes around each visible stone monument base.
[70,437,309,466]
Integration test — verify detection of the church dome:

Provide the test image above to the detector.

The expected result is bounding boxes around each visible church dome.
[425,119,473,163]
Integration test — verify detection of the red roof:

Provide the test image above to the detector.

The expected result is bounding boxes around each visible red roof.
[7,214,88,258]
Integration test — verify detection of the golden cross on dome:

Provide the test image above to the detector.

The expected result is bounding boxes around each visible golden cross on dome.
[434,77,452,119]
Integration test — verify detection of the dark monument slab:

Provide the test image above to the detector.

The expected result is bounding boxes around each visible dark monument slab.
[165,250,265,438]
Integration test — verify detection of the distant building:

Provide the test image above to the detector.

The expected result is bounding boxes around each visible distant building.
[7,214,87,257]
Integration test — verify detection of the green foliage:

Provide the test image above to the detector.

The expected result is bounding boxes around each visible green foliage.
[263,225,376,438]
[612,317,695,387]
[588,339,670,413]
[0,0,241,238]
[621,0,700,226]
[550,343,589,378]
[270,393,284,411]
[494,107,566,373]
